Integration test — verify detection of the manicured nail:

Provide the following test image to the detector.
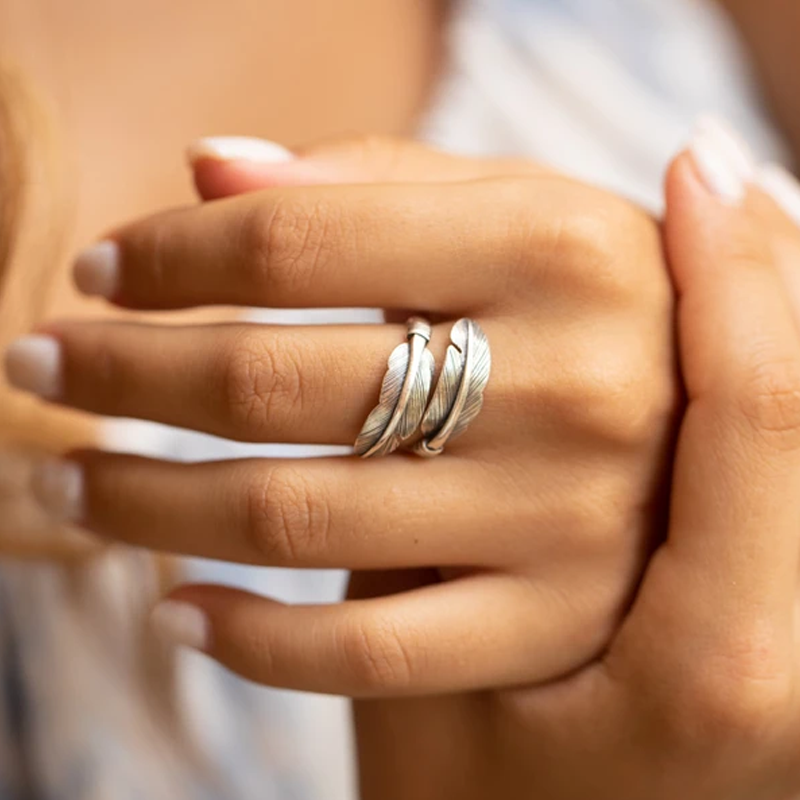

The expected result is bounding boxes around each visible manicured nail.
[757,163,800,228]
[4,335,62,398]
[696,116,756,181]
[73,240,120,298]
[31,458,84,522]
[689,116,755,203]
[151,600,210,651]
[187,136,294,165]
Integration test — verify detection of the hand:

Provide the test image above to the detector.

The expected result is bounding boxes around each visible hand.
[359,128,800,798]
[5,137,674,706]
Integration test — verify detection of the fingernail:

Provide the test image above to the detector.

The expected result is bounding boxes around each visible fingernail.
[696,116,756,181]
[689,116,755,203]
[73,240,120,298]
[756,163,800,228]
[151,600,210,651]
[187,136,294,165]
[4,335,62,398]
[31,458,84,522]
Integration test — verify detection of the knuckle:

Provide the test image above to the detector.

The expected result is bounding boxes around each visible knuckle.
[564,475,638,557]
[545,196,649,302]
[666,664,790,749]
[737,357,800,448]
[222,330,306,436]
[649,619,792,749]
[244,465,329,564]
[582,370,647,447]
[560,201,650,301]
[477,177,661,306]
[610,374,677,450]
[554,343,678,451]
[339,616,415,692]
[239,197,338,298]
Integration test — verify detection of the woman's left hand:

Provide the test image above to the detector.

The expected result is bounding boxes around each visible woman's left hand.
[4,135,676,698]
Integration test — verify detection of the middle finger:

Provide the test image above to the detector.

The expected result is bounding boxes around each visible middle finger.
[32,320,518,446]
[74,178,581,312]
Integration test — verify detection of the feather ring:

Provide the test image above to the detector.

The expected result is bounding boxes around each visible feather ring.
[354,318,435,458]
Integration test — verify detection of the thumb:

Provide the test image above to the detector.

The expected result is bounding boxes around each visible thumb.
[618,119,800,677]
[186,134,546,200]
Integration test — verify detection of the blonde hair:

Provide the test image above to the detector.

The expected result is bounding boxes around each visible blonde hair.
[0,59,100,448]
[0,61,67,391]
[0,61,102,558]
[0,63,220,789]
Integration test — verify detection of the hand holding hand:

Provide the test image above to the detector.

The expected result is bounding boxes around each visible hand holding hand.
[373,125,800,800]
[3,135,675,702]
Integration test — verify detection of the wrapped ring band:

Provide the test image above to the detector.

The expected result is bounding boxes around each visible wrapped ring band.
[354,317,435,458]
[414,318,491,457]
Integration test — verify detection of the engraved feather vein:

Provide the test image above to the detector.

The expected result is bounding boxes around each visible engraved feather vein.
[421,345,462,436]
[354,340,434,457]
[398,349,435,440]
[421,319,491,444]
[353,344,408,455]
[450,328,490,441]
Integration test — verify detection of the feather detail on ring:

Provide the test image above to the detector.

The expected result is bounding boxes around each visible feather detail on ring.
[354,339,435,458]
[420,318,491,450]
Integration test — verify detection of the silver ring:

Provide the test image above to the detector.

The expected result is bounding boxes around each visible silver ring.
[414,318,491,458]
[354,317,436,458]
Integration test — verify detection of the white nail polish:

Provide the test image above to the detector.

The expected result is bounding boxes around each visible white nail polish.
[756,163,800,228]
[151,600,210,651]
[689,130,748,204]
[695,115,756,183]
[4,335,62,398]
[73,240,120,298]
[187,136,294,165]
[31,458,84,522]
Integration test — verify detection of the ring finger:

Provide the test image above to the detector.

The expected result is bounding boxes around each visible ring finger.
[41,451,563,569]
